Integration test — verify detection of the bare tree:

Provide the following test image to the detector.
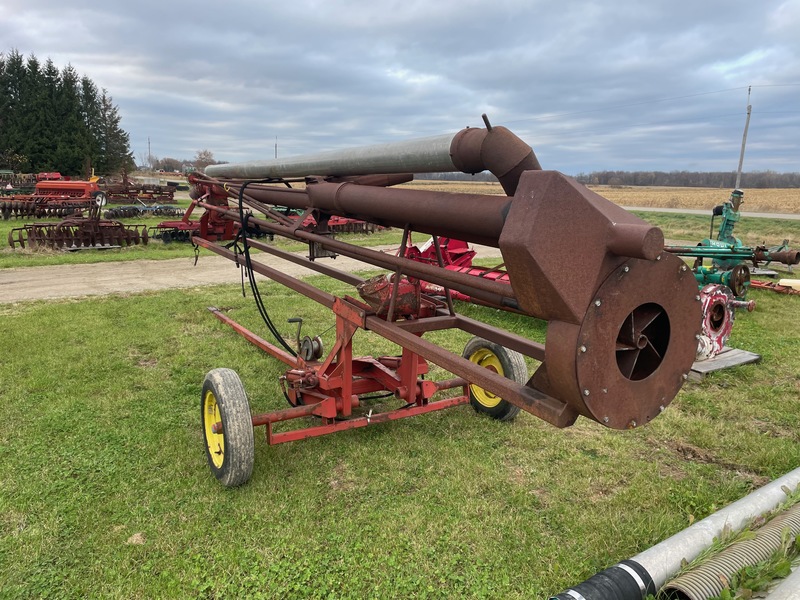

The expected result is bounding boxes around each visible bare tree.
[194,149,216,169]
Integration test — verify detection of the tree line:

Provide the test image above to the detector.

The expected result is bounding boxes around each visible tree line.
[146,149,225,173]
[573,170,800,189]
[0,49,134,176]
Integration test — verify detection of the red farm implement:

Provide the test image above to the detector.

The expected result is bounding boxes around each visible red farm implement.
[0,179,105,220]
[101,177,178,204]
[8,203,148,250]
[149,190,239,243]
[151,183,382,244]
[191,116,701,487]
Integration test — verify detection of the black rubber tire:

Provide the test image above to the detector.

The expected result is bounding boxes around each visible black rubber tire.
[201,368,255,487]
[462,337,528,422]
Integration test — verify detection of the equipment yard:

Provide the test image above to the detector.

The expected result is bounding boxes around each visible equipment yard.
[4,4,800,596]
[2,177,799,599]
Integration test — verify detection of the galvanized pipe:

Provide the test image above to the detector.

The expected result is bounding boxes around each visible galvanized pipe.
[206,133,458,179]
[763,563,800,599]
[206,121,541,196]
[550,467,800,599]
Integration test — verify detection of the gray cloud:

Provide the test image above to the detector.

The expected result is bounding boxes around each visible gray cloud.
[3,0,799,174]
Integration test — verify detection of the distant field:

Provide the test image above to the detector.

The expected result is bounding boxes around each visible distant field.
[592,185,800,214]
[400,180,800,214]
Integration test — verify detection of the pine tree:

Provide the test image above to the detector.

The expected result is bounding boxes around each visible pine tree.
[80,76,102,175]
[98,90,134,174]
[0,49,134,176]
[23,57,58,171]
[54,64,91,175]
[0,53,7,155]
[0,50,29,170]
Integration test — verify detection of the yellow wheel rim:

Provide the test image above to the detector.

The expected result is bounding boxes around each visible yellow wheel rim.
[203,390,225,468]
[468,348,504,408]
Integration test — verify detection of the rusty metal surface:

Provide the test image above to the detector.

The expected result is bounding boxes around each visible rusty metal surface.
[8,217,149,250]
[498,170,666,323]
[243,237,365,287]
[449,123,542,195]
[217,178,510,247]
[196,200,519,309]
[535,256,701,428]
[357,274,422,319]
[365,313,578,428]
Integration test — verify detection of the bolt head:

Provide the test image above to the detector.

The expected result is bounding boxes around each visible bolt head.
[594,299,602,307]
[681,265,687,272]
[656,255,662,261]
[583,389,590,396]
[579,345,587,353]
[603,416,609,423]
[623,266,630,273]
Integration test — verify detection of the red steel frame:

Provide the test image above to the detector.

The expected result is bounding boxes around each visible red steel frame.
[207,297,470,445]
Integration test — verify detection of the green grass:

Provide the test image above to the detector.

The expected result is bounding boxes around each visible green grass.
[1,273,799,598]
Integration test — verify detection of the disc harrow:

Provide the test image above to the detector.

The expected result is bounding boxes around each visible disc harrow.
[1,197,94,220]
[103,205,184,219]
[8,216,149,250]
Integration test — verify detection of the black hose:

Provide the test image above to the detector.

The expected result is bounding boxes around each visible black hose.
[237,180,297,357]
[549,560,655,600]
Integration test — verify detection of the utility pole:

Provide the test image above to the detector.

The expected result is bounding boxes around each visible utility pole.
[735,86,752,190]
[148,137,152,169]
[275,136,278,159]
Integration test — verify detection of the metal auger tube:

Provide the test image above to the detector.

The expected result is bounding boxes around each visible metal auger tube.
[206,117,541,196]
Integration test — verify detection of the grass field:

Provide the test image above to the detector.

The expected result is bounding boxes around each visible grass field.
[594,185,800,214]
[1,271,799,598]
[2,182,800,597]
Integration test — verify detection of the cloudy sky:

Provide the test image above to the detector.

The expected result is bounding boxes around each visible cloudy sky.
[3,0,799,175]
